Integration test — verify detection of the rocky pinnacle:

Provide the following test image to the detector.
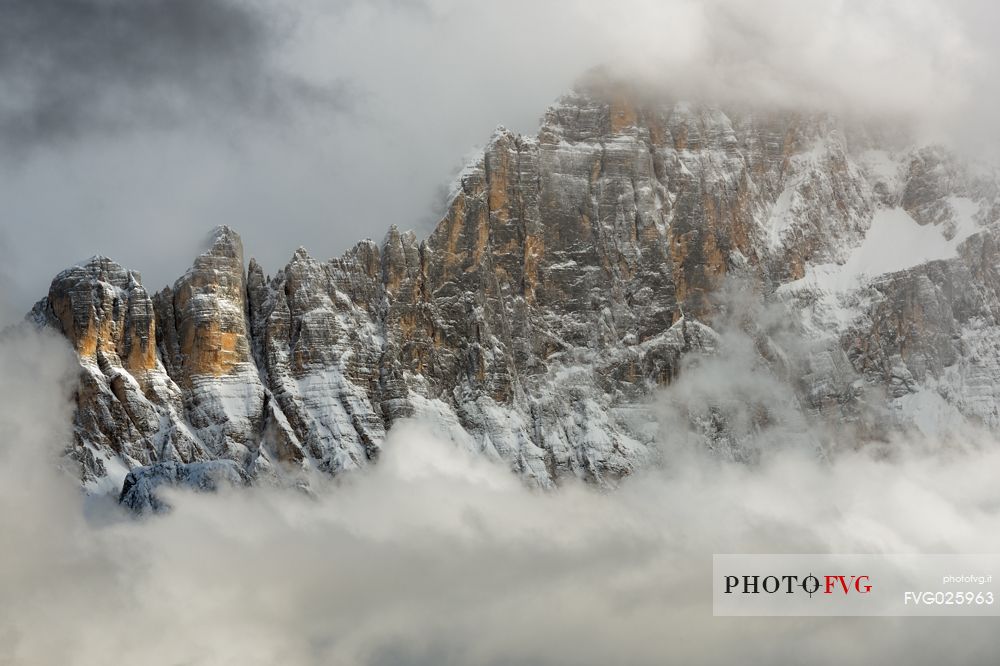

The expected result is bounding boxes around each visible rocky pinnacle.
[28,76,1000,504]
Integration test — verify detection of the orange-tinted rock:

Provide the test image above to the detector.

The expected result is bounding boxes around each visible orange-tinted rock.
[29,74,1000,494]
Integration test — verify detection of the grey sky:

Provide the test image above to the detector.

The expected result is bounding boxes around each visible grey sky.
[2,5,1000,661]
[1,0,997,324]
[0,0,344,147]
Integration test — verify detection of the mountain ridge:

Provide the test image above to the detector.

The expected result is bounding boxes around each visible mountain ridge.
[27,76,1000,509]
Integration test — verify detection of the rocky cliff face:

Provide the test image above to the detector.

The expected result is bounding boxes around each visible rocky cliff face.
[29,75,1000,499]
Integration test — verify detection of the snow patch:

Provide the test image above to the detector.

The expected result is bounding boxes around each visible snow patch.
[783,206,981,294]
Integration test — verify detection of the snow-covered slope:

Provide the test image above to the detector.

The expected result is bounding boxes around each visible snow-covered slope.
[28,74,1000,499]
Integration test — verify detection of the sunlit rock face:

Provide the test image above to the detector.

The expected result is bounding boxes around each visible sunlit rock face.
[29,74,1000,495]
[31,258,207,490]
[152,226,266,468]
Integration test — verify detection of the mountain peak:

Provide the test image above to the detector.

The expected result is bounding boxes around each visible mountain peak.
[27,79,1000,502]
[202,225,243,261]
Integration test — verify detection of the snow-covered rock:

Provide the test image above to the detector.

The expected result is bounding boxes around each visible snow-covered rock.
[27,72,1000,502]
[119,460,251,514]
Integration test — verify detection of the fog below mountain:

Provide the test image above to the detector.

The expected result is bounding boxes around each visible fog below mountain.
[4,2,1000,663]
[3,324,999,665]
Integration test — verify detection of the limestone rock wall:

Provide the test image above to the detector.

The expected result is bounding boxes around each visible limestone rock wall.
[29,76,1000,493]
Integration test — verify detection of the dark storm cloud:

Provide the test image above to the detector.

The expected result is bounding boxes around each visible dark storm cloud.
[0,0,346,149]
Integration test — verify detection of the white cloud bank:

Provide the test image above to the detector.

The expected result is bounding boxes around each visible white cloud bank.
[3,324,1000,665]
[2,3,1000,660]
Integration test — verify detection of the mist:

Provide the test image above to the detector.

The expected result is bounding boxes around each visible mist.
[3,309,1000,664]
[3,2,1000,662]
[2,0,999,322]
